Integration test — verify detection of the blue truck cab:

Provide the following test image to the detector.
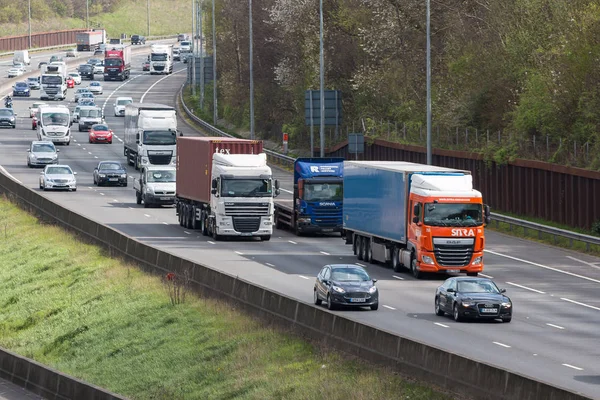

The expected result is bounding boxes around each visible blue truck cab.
[274,158,344,235]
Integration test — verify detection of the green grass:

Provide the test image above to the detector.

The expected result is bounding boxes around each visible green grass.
[0,197,451,400]
[0,1,192,38]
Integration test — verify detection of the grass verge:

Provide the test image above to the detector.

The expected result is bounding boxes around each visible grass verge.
[0,197,452,400]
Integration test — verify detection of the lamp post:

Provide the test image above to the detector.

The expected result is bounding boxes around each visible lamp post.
[86,0,89,30]
[319,0,325,157]
[28,0,32,48]
[212,0,218,124]
[249,0,254,140]
[199,0,205,109]
[147,0,150,37]
[192,0,196,96]
[426,0,432,165]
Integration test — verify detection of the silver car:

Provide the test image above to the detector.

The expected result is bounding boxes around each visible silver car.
[88,81,103,95]
[78,106,103,132]
[73,87,91,102]
[39,164,77,191]
[27,141,59,168]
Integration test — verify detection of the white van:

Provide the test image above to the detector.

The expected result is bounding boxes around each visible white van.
[36,105,71,145]
[13,50,30,66]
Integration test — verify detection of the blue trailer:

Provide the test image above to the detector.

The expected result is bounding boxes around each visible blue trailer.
[274,158,344,235]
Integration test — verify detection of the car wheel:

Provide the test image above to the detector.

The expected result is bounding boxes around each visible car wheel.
[370,303,379,311]
[435,297,445,316]
[122,182,127,187]
[108,141,112,144]
[502,316,512,323]
[453,304,463,322]
[314,290,322,306]
[93,175,96,185]
[392,247,403,272]
[39,182,43,189]
[260,235,271,241]
[72,188,77,192]
[143,195,150,208]
[327,294,335,310]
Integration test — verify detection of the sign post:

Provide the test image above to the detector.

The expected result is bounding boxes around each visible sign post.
[282,132,289,154]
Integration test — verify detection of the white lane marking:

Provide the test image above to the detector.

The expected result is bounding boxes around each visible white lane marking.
[266,263,275,267]
[101,74,142,115]
[298,275,310,280]
[129,176,134,179]
[560,297,600,312]
[505,282,545,294]
[88,152,92,155]
[140,69,185,103]
[82,148,86,150]
[383,305,396,310]
[94,156,98,159]
[434,322,449,328]
[288,240,297,244]
[493,342,511,348]
[279,188,293,194]
[320,251,330,255]
[234,251,244,255]
[99,193,105,196]
[546,323,565,330]
[143,214,151,217]
[479,273,494,279]
[0,165,22,183]
[117,138,123,142]
[356,263,366,267]
[128,207,133,209]
[184,231,191,235]
[207,241,216,245]
[392,275,404,280]
[162,222,168,225]
[566,256,600,271]
[77,143,81,146]
[486,250,600,284]
[113,199,119,202]
[562,363,583,371]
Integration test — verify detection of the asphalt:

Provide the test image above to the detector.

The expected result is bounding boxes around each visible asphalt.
[0,50,599,399]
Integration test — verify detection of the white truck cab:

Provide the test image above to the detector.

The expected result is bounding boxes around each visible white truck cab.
[37,105,71,145]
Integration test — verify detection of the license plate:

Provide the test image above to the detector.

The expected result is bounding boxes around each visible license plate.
[160,197,171,201]
[350,298,366,303]
[322,228,333,232]
[446,269,460,273]
[240,232,252,236]
[481,308,497,313]
[109,178,118,181]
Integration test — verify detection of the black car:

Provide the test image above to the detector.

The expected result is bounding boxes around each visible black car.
[93,161,128,187]
[38,61,48,69]
[0,108,16,129]
[13,81,31,97]
[131,35,146,45]
[314,264,379,310]
[435,277,512,323]
[78,64,94,80]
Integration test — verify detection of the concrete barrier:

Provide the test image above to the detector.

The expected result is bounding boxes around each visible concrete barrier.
[0,171,594,400]
[0,347,126,400]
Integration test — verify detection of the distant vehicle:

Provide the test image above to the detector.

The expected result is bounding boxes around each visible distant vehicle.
[66,77,75,88]
[435,277,512,322]
[179,40,191,52]
[68,72,82,85]
[87,58,102,65]
[27,76,40,90]
[78,99,96,107]
[49,55,63,63]
[66,48,78,57]
[131,35,146,45]
[177,34,187,42]
[0,108,16,129]
[93,62,104,75]
[13,81,31,97]
[73,88,91,102]
[134,165,176,207]
[39,164,77,191]
[77,106,103,131]
[27,141,59,168]
[87,81,103,95]
[94,48,104,55]
[113,96,133,117]
[78,64,94,80]
[75,30,105,52]
[314,264,379,310]
[38,61,48,69]
[29,102,47,118]
[142,60,150,71]
[173,48,181,61]
[7,67,24,78]
[88,123,113,144]
[93,161,127,187]
[13,50,30,65]
[71,106,81,123]
[32,116,38,130]
[109,38,122,45]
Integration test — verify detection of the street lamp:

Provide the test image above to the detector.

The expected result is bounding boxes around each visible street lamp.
[426,0,432,165]
[249,0,254,140]
[319,0,325,157]
[212,0,218,124]
[28,0,32,48]
[86,0,89,30]
[147,0,150,37]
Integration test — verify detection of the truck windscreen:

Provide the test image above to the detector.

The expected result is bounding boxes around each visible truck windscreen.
[303,183,342,202]
[142,131,177,145]
[221,179,273,198]
[147,170,176,182]
[42,112,69,126]
[424,203,482,227]
[41,75,62,85]
[151,54,168,61]
[105,58,122,67]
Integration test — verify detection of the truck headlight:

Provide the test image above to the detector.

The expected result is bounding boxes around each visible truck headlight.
[421,255,435,265]
[472,256,483,265]
[145,186,153,193]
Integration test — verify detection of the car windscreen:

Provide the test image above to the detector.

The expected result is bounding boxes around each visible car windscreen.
[457,280,500,294]
[105,58,122,67]
[32,143,55,153]
[93,125,109,131]
[41,112,69,126]
[15,83,27,88]
[46,167,72,175]
[79,109,101,118]
[99,163,122,170]
[41,75,62,85]
[147,170,176,182]
[0,109,14,116]
[117,99,132,106]
[331,268,371,282]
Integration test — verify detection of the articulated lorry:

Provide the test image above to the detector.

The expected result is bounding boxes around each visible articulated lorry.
[124,103,179,169]
[274,158,343,235]
[342,161,490,279]
[40,64,67,101]
[104,45,131,81]
[176,137,280,241]
[76,30,105,52]
[150,44,173,75]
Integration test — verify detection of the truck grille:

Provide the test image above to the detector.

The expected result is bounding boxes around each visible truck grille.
[432,238,474,267]
[153,65,165,71]
[225,202,270,216]
[45,88,59,94]
[147,154,172,164]
[46,132,65,137]
[309,205,342,227]
[233,217,261,233]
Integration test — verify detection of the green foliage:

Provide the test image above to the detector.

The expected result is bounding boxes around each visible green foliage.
[592,221,600,236]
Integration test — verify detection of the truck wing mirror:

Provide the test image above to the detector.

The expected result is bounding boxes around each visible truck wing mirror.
[412,216,419,224]
[211,179,217,189]
[413,204,420,216]
[484,204,491,217]
[275,179,280,189]
[179,131,183,137]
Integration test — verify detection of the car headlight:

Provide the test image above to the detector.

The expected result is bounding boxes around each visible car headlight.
[30,154,37,159]
[472,256,483,265]
[332,285,345,294]
[368,286,377,294]
[9,116,15,121]
[120,174,127,178]
[462,301,476,307]
[501,302,512,308]
[145,186,154,193]
[422,255,435,265]
[51,154,57,159]
[99,174,106,178]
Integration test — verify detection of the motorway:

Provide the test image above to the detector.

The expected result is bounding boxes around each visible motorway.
[0,50,599,399]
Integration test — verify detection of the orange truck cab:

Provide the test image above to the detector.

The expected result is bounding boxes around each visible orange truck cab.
[343,161,490,279]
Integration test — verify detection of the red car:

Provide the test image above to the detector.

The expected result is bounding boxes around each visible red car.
[88,124,113,144]
[66,77,75,88]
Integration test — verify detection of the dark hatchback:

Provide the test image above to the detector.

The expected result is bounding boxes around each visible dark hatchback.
[93,161,128,187]
[13,81,30,97]
[78,64,94,80]
[0,108,16,129]
[314,264,379,310]
[435,277,512,323]
[131,35,146,45]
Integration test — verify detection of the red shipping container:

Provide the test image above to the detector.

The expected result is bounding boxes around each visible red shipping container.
[176,137,264,203]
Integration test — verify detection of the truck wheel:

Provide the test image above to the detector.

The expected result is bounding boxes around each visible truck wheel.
[356,236,364,260]
[362,238,371,263]
[352,237,358,255]
[411,256,423,279]
[200,212,208,236]
[274,210,282,230]
[392,247,403,272]
[211,225,221,241]
[136,191,142,205]
[260,235,271,241]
